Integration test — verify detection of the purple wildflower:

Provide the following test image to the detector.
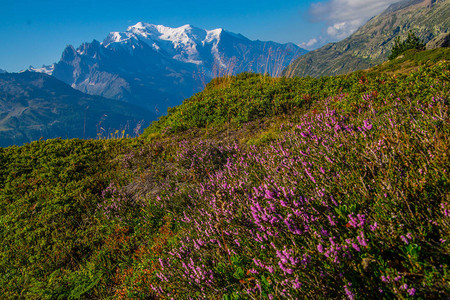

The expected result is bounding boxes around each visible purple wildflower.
[400,235,409,244]
[344,283,355,300]
[317,244,324,253]
[407,288,416,296]
[363,119,373,130]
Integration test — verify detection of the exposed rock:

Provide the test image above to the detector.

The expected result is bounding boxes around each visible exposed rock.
[426,32,450,49]
[285,0,449,78]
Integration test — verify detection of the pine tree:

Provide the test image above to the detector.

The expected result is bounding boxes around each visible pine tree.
[388,31,426,60]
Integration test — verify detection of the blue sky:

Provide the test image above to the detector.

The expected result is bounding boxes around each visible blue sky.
[0,0,399,72]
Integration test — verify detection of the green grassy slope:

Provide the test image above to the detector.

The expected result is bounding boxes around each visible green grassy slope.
[144,48,449,137]
[365,47,450,75]
[0,51,449,299]
[0,138,146,298]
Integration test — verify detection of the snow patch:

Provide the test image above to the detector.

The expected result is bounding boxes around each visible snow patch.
[105,22,227,64]
[28,65,55,75]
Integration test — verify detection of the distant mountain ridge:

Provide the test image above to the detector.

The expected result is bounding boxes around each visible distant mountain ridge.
[31,23,306,114]
[285,0,449,78]
[0,71,153,147]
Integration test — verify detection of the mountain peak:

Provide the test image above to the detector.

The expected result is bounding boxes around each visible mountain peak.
[77,39,104,57]
[30,21,306,117]
[28,65,55,75]
[127,22,199,32]
[61,45,77,61]
[105,23,226,63]
[126,22,208,43]
[130,21,148,30]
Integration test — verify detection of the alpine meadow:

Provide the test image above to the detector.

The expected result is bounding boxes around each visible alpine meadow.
[0,0,449,299]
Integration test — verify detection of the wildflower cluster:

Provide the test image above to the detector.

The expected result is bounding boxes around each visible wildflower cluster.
[144,84,449,298]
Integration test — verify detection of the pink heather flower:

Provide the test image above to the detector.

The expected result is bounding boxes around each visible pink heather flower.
[255,282,261,292]
[321,229,329,237]
[317,244,324,253]
[407,288,416,296]
[279,262,293,275]
[357,214,366,227]
[344,283,355,300]
[348,213,358,228]
[357,231,368,247]
[370,222,378,231]
[400,235,409,244]
[305,168,316,184]
[363,119,373,131]
[400,283,408,290]
[265,189,276,200]
[327,215,337,226]
[441,203,449,217]
[292,277,302,289]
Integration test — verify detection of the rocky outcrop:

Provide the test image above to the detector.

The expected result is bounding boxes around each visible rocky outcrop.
[285,0,449,78]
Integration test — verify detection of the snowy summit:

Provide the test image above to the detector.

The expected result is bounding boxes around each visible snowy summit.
[29,22,307,115]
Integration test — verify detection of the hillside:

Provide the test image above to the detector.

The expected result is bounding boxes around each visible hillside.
[365,47,450,75]
[285,0,450,78]
[0,71,154,147]
[0,52,449,298]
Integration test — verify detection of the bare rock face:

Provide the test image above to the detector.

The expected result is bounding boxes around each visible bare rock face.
[427,32,450,49]
[285,0,450,78]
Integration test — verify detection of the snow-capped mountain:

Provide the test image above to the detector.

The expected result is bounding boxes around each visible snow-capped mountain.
[28,65,54,75]
[31,22,307,114]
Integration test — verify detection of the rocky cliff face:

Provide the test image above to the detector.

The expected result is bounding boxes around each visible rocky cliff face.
[285,0,449,78]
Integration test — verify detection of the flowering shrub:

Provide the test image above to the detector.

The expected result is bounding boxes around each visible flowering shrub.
[129,62,448,298]
[145,89,448,298]
[1,59,448,299]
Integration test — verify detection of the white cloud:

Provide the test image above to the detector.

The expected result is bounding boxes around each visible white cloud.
[300,38,319,49]
[309,0,399,39]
